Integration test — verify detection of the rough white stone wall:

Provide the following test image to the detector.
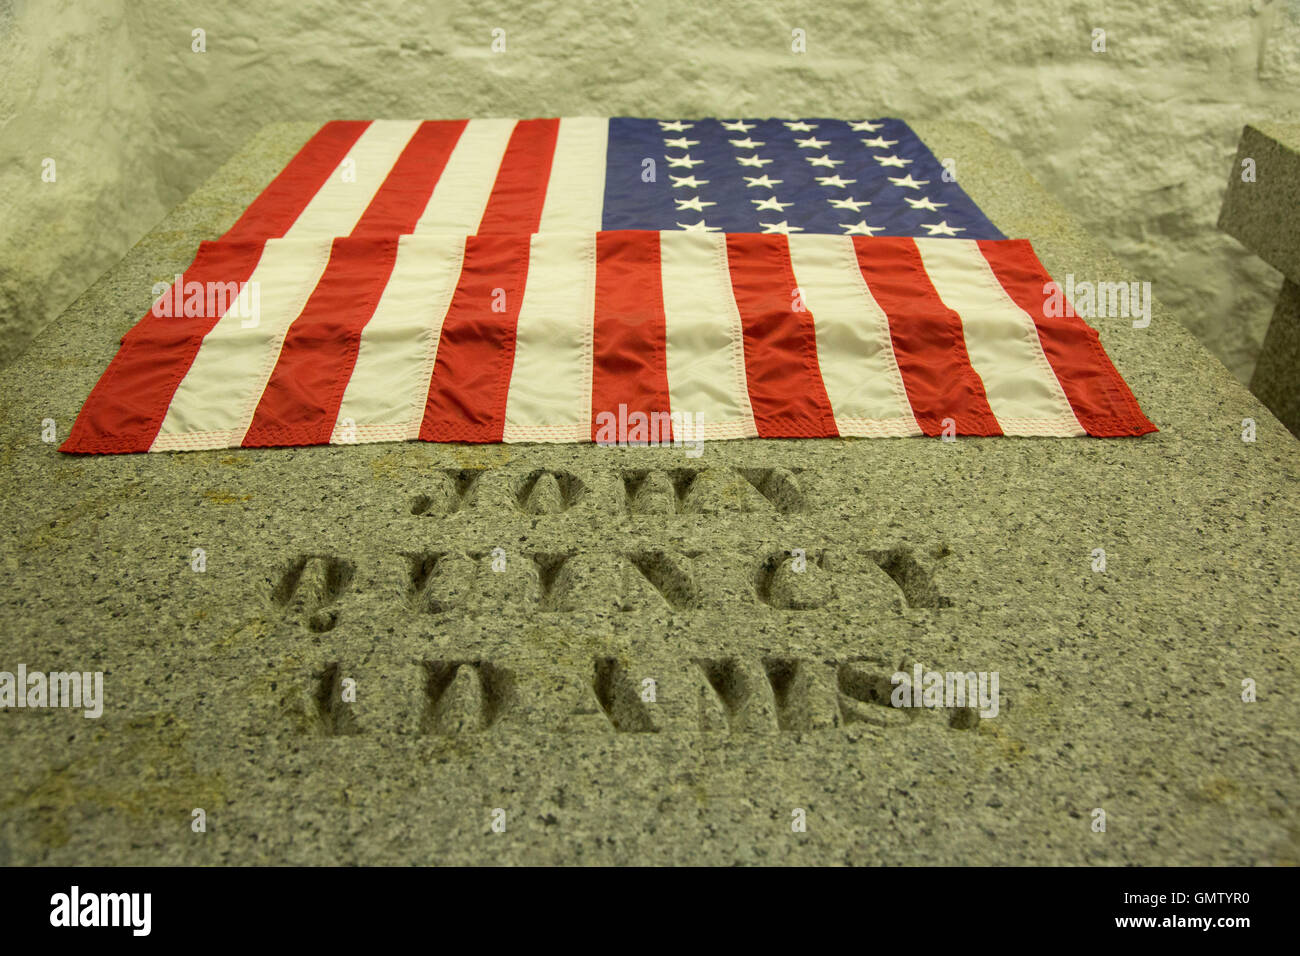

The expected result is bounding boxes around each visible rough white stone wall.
[3,0,1298,381]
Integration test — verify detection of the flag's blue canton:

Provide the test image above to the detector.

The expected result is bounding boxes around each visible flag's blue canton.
[601,117,1004,239]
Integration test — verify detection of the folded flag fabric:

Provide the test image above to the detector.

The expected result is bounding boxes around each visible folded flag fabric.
[62,117,1154,454]
[62,230,1154,454]
[214,118,1005,242]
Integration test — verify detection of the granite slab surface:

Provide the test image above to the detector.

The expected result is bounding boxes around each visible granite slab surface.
[0,121,1296,865]
[1219,122,1300,286]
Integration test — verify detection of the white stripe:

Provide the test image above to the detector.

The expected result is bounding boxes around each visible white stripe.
[659,231,757,438]
[283,121,422,239]
[537,117,609,232]
[331,235,467,444]
[412,118,517,233]
[915,238,1084,436]
[151,239,334,450]
[502,233,596,442]
[787,234,921,436]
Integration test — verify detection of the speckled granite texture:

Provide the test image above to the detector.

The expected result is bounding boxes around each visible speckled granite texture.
[1220,122,1300,286]
[0,122,1296,865]
[1251,279,1300,436]
[1221,123,1300,437]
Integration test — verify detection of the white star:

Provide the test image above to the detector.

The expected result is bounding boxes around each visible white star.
[743,174,784,189]
[720,119,756,132]
[806,154,844,168]
[666,153,704,168]
[759,220,804,234]
[888,174,930,190]
[751,196,793,211]
[873,154,912,168]
[674,196,716,212]
[663,137,699,149]
[658,120,694,131]
[795,136,830,149]
[839,220,885,235]
[676,219,720,232]
[860,136,898,149]
[816,175,856,188]
[736,154,773,167]
[905,195,947,212]
[828,197,872,211]
[783,121,818,132]
[669,175,709,189]
[920,220,965,236]
[729,137,765,149]
[847,120,883,132]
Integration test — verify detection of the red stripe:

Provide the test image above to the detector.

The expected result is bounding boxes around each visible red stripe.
[419,234,532,442]
[241,238,400,448]
[476,118,559,234]
[222,121,371,241]
[60,241,267,454]
[852,236,1001,436]
[724,234,838,438]
[977,240,1156,437]
[350,120,468,236]
[590,231,674,442]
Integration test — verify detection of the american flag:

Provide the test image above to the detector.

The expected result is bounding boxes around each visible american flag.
[62,118,1154,454]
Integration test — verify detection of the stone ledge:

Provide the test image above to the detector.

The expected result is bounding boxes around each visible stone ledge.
[1218,122,1300,285]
